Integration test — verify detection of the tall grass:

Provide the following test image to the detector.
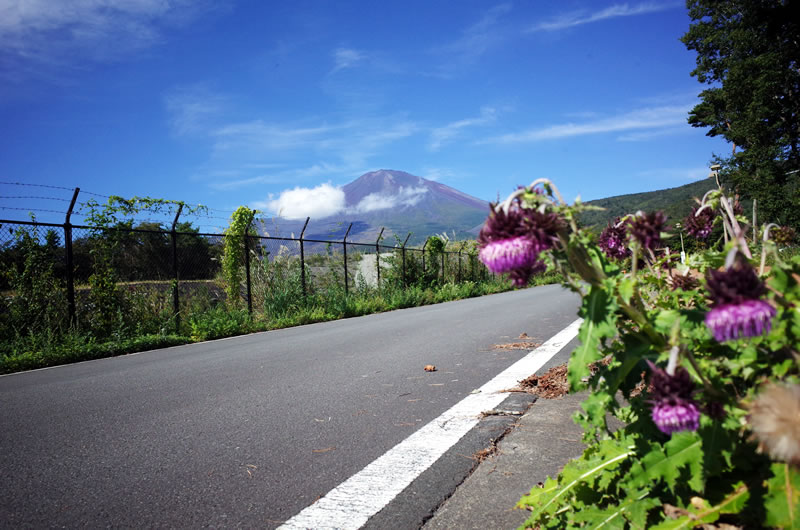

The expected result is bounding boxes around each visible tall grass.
[1,234,563,374]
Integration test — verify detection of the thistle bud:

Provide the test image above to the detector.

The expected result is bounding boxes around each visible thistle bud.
[704,259,775,342]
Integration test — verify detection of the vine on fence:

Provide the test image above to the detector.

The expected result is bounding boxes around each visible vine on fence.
[476,180,800,527]
[79,196,206,335]
[222,206,256,308]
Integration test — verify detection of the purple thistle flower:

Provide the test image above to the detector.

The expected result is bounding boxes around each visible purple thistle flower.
[507,260,547,287]
[705,299,776,342]
[598,217,631,260]
[705,259,776,342]
[628,211,668,251]
[477,202,562,277]
[648,362,700,435]
[524,209,563,252]
[478,236,544,274]
[685,206,715,239]
[478,205,542,274]
[652,400,701,435]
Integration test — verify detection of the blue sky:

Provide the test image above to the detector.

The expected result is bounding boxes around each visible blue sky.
[0,0,728,230]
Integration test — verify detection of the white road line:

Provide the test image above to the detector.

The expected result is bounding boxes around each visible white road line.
[279,318,583,530]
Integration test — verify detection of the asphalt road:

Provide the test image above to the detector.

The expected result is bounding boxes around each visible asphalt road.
[0,285,580,528]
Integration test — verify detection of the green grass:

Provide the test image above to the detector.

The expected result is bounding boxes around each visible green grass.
[0,269,565,375]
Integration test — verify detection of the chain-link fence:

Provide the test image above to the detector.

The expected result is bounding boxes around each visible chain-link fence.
[0,217,487,341]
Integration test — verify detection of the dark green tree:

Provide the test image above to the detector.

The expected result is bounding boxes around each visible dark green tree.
[681,0,800,227]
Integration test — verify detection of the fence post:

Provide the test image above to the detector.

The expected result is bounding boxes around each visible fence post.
[342,223,352,296]
[170,204,184,330]
[401,233,411,288]
[64,187,80,327]
[375,227,385,288]
[421,237,429,278]
[441,249,445,282]
[242,210,255,314]
[470,252,475,280]
[458,242,467,282]
[300,217,310,298]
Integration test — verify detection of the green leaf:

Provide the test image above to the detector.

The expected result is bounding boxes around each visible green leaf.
[604,334,650,398]
[649,483,749,529]
[628,432,704,493]
[572,493,660,530]
[698,421,734,477]
[569,286,619,390]
[625,496,662,529]
[618,276,635,304]
[765,463,800,529]
[653,309,680,335]
[518,439,634,523]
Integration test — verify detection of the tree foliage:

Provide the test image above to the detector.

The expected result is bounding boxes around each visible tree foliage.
[681,0,800,228]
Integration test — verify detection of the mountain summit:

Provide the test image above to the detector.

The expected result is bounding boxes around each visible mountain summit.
[336,170,489,243]
[260,170,490,244]
[342,169,489,213]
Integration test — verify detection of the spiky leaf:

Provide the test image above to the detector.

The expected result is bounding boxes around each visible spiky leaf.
[569,284,619,389]
[765,463,800,529]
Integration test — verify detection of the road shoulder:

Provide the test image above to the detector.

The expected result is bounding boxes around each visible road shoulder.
[422,391,587,530]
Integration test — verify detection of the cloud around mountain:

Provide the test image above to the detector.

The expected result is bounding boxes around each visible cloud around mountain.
[264,181,430,219]
[264,183,346,220]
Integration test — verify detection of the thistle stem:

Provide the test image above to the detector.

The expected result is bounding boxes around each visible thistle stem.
[760,223,779,276]
[666,346,679,376]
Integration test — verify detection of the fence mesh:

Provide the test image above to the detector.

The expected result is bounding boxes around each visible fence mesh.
[1,218,490,343]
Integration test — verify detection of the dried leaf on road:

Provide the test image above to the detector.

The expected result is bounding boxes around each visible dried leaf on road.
[492,341,540,351]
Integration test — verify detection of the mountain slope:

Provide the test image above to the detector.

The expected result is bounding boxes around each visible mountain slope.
[578,178,719,230]
[257,170,490,245]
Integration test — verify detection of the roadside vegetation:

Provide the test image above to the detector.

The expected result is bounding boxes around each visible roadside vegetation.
[500,1,800,524]
[0,200,562,374]
[481,178,798,528]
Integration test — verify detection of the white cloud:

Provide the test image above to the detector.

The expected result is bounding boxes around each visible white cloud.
[332,47,366,73]
[255,182,430,219]
[528,2,679,32]
[638,167,713,181]
[433,3,512,77]
[262,183,346,220]
[212,120,348,154]
[354,186,428,213]
[429,107,496,151]
[1,0,217,74]
[617,126,689,142]
[480,105,690,144]
[164,83,228,136]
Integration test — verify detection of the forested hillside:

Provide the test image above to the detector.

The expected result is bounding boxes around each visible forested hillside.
[578,177,718,231]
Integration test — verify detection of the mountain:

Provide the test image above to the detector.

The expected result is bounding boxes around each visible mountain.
[578,177,720,231]
[257,170,490,246]
[255,171,726,250]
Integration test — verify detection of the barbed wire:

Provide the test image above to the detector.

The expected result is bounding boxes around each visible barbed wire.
[0,182,76,191]
[0,196,72,202]
[0,206,67,215]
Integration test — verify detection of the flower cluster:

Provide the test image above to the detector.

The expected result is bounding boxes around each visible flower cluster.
[704,257,776,342]
[477,199,562,286]
[628,211,668,252]
[685,206,715,239]
[597,218,630,260]
[648,362,700,435]
[667,271,700,291]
